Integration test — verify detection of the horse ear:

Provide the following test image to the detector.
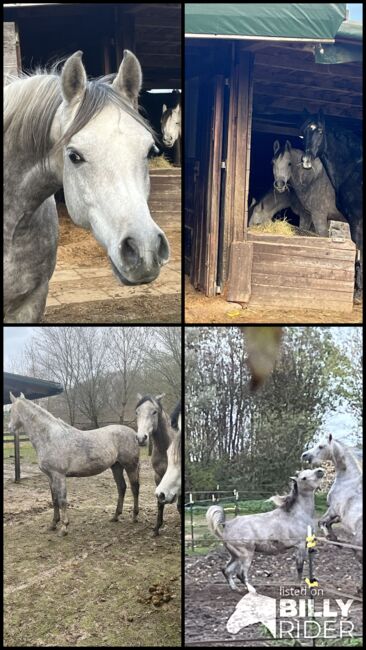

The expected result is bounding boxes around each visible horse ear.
[318,108,325,125]
[113,50,142,109]
[285,140,292,151]
[273,140,280,156]
[328,433,333,443]
[9,392,16,403]
[155,393,165,402]
[162,104,167,114]
[20,392,25,399]
[249,197,256,208]
[61,51,87,106]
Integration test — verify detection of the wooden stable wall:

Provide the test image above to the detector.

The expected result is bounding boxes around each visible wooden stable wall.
[4,22,20,76]
[244,233,356,312]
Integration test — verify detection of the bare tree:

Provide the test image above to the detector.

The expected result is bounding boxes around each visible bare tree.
[23,327,82,425]
[107,327,152,424]
[72,328,111,427]
[146,327,181,395]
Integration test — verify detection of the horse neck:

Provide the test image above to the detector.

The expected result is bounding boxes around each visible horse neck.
[16,401,52,446]
[331,440,361,476]
[152,410,171,452]
[295,490,316,518]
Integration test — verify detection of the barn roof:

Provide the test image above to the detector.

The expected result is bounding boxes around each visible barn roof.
[185,3,347,42]
[3,372,64,404]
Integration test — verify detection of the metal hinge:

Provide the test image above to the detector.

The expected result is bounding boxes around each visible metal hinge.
[225,78,230,86]
[221,161,226,169]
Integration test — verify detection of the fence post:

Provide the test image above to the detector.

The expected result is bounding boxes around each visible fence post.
[189,493,194,552]
[14,431,21,483]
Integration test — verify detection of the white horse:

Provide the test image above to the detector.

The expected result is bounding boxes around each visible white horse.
[9,392,140,536]
[207,468,325,593]
[302,433,362,561]
[161,99,181,148]
[155,410,181,504]
[4,50,170,323]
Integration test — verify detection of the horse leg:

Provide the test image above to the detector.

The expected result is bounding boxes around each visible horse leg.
[312,212,329,238]
[52,473,69,537]
[111,463,126,522]
[47,476,60,531]
[238,549,256,593]
[295,545,306,581]
[153,500,165,536]
[125,464,140,523]
[319,511,340,541]
[222,556,241,592]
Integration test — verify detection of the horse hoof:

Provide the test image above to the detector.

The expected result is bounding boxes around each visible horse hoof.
[58,529,68,537]
[110,516,119,523]
[48,524,57,531]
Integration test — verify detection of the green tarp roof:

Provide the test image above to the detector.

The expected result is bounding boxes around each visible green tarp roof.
[185,3,347,42]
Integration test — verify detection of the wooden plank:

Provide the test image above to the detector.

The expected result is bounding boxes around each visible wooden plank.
[251,261,354,282]
[250,283,352,302]
[252,272,354,292]
[3,22,19,77]
[227,242,253,303]
[255,52,361,79]
[247,233,355,250]
[252,242,356,262]
[253,253,355,271]
[249,295,353,313]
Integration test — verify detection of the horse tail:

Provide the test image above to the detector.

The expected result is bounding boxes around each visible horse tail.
[206,505,225,540]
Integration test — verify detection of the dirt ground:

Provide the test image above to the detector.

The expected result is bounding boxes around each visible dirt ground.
[185,547,362,646]
[185,281,362,324]
[4,454,181,647]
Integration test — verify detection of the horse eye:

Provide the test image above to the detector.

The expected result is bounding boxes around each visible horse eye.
[319,445,323,449]
[318,129,323,134]
[152,410,157,415]
[302,477,307,480]
[68,151,84,164]
[148,145,160,159]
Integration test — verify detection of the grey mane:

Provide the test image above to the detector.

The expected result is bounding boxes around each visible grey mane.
[4,59,155,167]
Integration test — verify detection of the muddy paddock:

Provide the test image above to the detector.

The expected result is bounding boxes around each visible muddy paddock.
[4,453,181,647]
[185,547,362,646]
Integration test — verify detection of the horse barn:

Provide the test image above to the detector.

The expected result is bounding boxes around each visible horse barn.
[4,2,181,323]
[185,3,362,319]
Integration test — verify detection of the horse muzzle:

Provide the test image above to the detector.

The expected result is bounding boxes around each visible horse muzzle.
[301,155,313,170]
[109,230,170,285]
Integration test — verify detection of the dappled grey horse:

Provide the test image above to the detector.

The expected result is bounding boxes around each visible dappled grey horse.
[135,394,181,535]
[207,468,324,593]
[4,50,170,323]
[249,188,312,230]
[272,140,344,237]
[9,393,140,536]
[302,434,362,562]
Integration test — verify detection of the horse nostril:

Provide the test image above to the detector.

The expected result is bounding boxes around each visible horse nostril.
[120,237,140,269]
[157,234,169,264]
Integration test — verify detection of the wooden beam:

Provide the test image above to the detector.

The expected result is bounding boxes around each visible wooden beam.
[253,88,362,110]
[255,52,361,79]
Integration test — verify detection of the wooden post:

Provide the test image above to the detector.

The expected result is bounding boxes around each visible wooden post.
[204,75,225,296]
[14,431,20,483]
[114,6,135,68]
[222,46,254,284]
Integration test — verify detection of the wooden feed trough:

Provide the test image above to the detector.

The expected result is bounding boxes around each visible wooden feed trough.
[228,232,356,312]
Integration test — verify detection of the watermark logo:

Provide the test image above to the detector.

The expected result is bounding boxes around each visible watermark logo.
[226,589,355,639]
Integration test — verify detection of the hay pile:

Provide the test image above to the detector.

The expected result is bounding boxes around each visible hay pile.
[248,219,296,237]
[149,154,173,169]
